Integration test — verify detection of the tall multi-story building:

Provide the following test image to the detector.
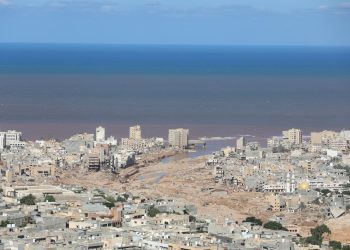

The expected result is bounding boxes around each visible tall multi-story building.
[168,128,189,148]
[236,136,246,150]
[129,125,142,140]
[282,128,303,145]
[0,133,5,150]
[95,126,105,142]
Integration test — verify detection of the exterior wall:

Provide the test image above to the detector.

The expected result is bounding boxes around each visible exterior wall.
[168,128,189,148]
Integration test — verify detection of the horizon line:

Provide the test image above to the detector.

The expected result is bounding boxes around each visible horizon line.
[1,42,350,48]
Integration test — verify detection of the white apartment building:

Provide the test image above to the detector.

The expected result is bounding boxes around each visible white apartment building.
[168,128,189,148]
[330,138,348,152]
[95,126,105,142]
[5,130,22,144]
[283,128,302,145]
[0,133,5,150]
[0,130,23,149]
[236,136,246,150]
[129,125,142,140]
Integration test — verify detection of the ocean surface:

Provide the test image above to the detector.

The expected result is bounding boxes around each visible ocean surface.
[0,44,349,141]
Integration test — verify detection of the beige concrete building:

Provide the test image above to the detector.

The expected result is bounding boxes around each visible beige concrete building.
[283,128,302,145]
[121,138,147,151]
[5,169,13,183]
[129,125,142,140]
[310,130,338,146]
[30,164,56,177]
[266,193,286,211]
[168,128,189,148]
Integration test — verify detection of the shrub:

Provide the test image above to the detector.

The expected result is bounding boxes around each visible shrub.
[189,215,196,222]
[20,216,35,227]
[243,216,263,226]
[263,221,288,231]
[147,205,161,217]
[103,196,116,209]
[20,194,36,205]
[0,220,9,227]
[312,198,321,205]
[329,241,342,250]
[116,196,126,202]
[321,189,332,196]
[304,224,331,246]
[44,195,55,202]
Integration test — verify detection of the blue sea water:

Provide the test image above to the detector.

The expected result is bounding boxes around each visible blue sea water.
[0,44,350,75]
[0,44,349,140]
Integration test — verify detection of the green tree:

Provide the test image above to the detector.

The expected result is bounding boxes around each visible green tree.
[20,194,36,205]
[329,241,342,250]
[263,221,288,231]
[103,196,116,209]
[116,196,126,202]
[321,189,332,196]
[147,205,161,217]
[342,245,350,250]
[0,220,9,227]
[304,224,331,246]
[243,216,263,226]
[299,202,306,210]
[44,195,55,202]
[20,216,35,227]
[189,215,196,222]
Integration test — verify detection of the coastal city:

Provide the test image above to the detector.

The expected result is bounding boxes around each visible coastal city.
[0,125,350,249]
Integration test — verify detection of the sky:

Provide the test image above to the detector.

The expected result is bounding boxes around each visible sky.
[0,0,350,46]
